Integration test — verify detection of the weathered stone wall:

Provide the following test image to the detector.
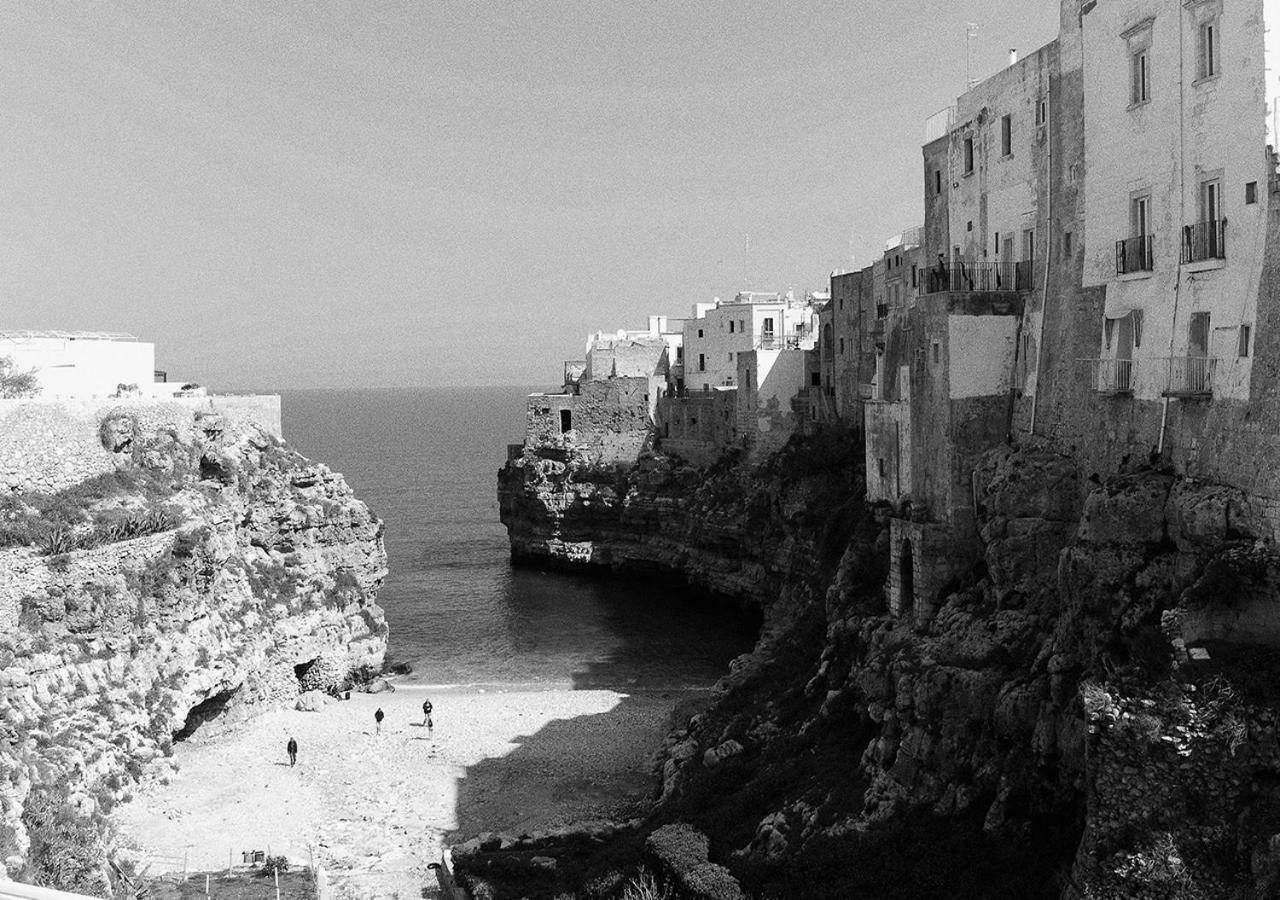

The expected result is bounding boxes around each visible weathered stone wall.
[0,396,282,494]
[525,377,654,466]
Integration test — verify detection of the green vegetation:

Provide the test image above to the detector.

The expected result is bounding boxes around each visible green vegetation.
[0,355,39,398]
[21,786,110,895]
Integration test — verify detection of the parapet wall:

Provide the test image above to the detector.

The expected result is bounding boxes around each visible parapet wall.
[0,395,282,494]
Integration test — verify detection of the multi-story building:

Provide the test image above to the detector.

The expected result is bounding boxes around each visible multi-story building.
[681,291,818,393]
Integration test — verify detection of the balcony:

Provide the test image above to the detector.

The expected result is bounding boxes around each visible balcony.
[1115,235,1153,274]
[1181,219,1226,264]
[1086,358,1136,395]
[756,334,803,351]
[919,261,1032,295]
[1160,357,1217,398]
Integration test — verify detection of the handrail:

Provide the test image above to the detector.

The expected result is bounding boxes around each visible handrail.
[1115,235,1154,274]
[1181,219,1226,263]
[919,261,1032,294]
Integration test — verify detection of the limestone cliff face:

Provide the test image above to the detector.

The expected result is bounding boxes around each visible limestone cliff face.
[500,434,1280,898]
[0,411,386,891]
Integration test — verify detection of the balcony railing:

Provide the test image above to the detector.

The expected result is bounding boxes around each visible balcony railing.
[1161,356,1217,397]
[919,261,1032,294]
[756,334,803,351]
[1115,235,1154,274]
[1181,219,1226,264]
[1086,358,1136,394]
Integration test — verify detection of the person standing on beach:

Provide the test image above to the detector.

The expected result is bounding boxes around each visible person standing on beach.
[286,736,298,767]
[374,707,384,734]
[422,698,433,730]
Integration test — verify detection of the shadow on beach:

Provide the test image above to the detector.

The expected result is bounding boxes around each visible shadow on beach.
[447,573,759,841]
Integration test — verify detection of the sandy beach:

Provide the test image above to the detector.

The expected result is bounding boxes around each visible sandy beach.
[113,685,702,899]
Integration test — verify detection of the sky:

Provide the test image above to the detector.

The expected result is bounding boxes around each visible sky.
[0,2,1059,390]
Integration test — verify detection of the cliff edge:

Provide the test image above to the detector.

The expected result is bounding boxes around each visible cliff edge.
[0,402,387,893]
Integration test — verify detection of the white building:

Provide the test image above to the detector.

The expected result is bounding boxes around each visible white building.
[681,291,820,392]
[1081,0,1277,403]
[0,331,163,398]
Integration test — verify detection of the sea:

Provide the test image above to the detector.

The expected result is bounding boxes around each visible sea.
[279,387,758,692]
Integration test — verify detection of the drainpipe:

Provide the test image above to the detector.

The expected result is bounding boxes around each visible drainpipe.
[1160,6,1189,455]
[1029,79,1053,435]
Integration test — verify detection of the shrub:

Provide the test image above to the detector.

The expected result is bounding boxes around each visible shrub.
[0,355,39,398]
[21,786,109,894]
[257,855,290,877]
[620,868,671,900]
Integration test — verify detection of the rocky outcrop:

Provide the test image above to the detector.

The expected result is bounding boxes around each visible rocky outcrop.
[0,410,386,892]
[497,433,1280,898]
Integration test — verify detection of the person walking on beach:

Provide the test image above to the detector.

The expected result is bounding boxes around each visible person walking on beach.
[422,698,433,730]
[286,736,298,767]
[374,707,385,735]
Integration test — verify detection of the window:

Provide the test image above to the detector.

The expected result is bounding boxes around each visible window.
[1131,48,1150,104]
[1131,194,1151,236]
[698,353,705,371]
[676,346,683,363]
[559,409,572,433]
[1198,19,1218,79]
[728,352,733,361]
[1064,231,1073,256]
[839,337,845,354]
[1239,324,1252,358]
[935,169,942,195]
[1000,114,1012,156]
[729,320,735,333]
[1201,178,1222,223]
[1023,229,1035,260]
[967,220,973,232]
[911,264,918,287]
[810,372,821,387]
[963,136,974,173]
[1035,97,1047,126]
[931,342,940,364]
[1246,181,1258,205]
[877,458,886,478]
[697,328,703,338]
[740,319,745,331]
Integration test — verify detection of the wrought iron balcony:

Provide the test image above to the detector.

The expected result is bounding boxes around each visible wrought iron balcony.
[1115,235,1154,274]
[919,261,1031,294]
[1087,358,1136,394]
[1181,219,1226,264]
[1161,356,1217,397]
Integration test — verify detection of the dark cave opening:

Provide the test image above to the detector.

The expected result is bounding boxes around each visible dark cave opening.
[172,686,240,743]
[294,658,317,686]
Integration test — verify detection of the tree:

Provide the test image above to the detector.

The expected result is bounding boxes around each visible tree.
[0,355,39,398]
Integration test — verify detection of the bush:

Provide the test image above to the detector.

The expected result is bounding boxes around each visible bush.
[0,355,39,398]
[21,786,109,894]
[257,855,290,877]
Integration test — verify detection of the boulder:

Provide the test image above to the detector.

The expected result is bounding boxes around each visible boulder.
[295,691,327,712]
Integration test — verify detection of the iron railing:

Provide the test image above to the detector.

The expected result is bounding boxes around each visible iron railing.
[919,261,1032,294]
[1161,357,1217,396]
[1115,235,1154,274]
[756,334,803,351]
[1086,358,1136,394]
[1181,219,1226,264]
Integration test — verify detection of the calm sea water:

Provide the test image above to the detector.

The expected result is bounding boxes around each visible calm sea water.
[279,387,757,691]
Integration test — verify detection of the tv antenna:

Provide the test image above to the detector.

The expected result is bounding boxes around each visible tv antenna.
[966,22,980,88]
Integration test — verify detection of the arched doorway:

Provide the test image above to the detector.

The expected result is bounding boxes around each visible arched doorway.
[900,538,914,615]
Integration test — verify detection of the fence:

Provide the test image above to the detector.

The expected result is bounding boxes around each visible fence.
[919,261,1032,294]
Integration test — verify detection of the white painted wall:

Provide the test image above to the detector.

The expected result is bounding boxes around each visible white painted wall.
[1081,0,1270,402]
[682,296,818,392]
[948,315,1018,398]
[1,336,156,398]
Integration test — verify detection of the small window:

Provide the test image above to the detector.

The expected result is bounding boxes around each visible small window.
[1131,49,1150,104]
[729,320,735,333]
[1000,114,1012,156]
[559,409,572,433]
[1035,97,1047,126]
[963,136,974,173]
[697,328,703,338]
[1246,181,1259,205]
[728,352,733,361]
[967,220,973,232]
[877,458,886,478]
[931,342,940,364]
[810,372,821,387]
[1239,324,1252,358]
[1064,231,1073,256]
[698,353,705,371]
[1198,19,1218,79]
[839,337,845,354]
[934,169,942,195]
[911,264,917,287]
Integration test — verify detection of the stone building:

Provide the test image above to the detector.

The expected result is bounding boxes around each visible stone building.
[680,291,819,393]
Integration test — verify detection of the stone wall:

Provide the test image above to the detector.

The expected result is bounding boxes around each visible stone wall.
[656,389,738,466]
[525,377,654,466]
[0,395,282,494]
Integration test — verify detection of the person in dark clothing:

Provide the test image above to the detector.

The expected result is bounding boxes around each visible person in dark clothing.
[422,698,434,730]
[286,737,298,767]
[374,707,385,734]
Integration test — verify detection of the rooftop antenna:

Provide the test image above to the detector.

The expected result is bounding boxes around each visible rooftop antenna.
[743,233,750,289]
[966,22,980,89]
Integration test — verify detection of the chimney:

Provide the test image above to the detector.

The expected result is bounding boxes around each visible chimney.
[1009,48,1018,66]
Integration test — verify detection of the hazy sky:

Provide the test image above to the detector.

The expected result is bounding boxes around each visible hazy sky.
[0,2,1058,389]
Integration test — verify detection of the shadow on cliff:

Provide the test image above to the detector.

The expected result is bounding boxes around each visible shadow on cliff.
[447,576,760,844]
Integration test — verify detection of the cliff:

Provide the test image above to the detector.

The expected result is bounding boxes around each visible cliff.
[496,434,1280,898]
[0,405,387,893]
